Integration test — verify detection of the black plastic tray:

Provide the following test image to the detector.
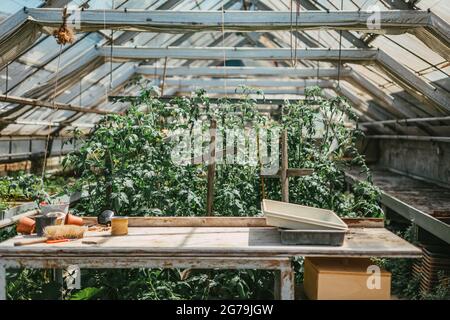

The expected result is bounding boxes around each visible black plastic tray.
[279,228,346,246]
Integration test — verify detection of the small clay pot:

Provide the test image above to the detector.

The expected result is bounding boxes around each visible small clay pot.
[16,217,36,234]
[35,215,57,237]
[64,213,84,226]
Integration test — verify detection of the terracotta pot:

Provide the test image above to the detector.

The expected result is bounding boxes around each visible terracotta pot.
[16,217,36,234]
[64,213,84,226]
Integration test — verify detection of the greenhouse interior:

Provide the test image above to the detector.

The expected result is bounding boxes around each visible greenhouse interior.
[0,0,449,302]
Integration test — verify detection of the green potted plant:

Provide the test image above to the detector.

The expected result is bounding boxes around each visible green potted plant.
[12,174,69,215]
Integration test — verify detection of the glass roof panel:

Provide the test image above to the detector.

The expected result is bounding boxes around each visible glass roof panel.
[0,0,449,142]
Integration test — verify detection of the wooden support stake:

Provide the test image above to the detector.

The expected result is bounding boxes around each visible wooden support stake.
[274,270,281,300]
[206,119,217,216]
[257,132,266,200]
[53,268,64,300]
[280,129,289,202]
[160,56,168,96]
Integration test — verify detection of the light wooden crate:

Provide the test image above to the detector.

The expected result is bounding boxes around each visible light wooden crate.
[303,257,391,300]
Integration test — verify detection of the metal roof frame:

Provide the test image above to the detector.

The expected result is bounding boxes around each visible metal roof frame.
[0,0,448,154]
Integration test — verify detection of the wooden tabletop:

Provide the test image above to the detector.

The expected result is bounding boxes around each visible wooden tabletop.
[0,226,421,258]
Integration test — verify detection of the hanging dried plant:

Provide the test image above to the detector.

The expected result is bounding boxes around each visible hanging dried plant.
[53,7,76,45]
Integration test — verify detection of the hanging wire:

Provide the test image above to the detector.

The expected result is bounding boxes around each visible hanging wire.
[41,6,77,180]
[5,62,8,98]
[293,0,300,67]
[103,7,107,96]
[289,0,295,67]
[41,43,64,183]
[109,0,115,90]
[155,59,159,91]
[289,0,300,68]
[316,29,321,86]
[221,0,227,96]
[336,0,344,89]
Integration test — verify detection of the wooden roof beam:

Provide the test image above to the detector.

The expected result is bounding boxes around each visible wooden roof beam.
[99,47,379,61]
[26,9,434,33]
[137,66,352,77]
[102,47,450,112]
[0,94,117,115]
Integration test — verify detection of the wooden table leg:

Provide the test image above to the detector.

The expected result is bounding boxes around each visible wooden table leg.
[0,264,6,300]
[274,270,281,300]
[274,263,295,300]
[53,268,64,300]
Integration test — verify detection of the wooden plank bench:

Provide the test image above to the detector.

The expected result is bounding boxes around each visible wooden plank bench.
[0,217,421,300]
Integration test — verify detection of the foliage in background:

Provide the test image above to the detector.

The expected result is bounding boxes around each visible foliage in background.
[0,173,73,211]
[0,172,76,300]
[68,269,273,300]
[6,86,383,300]
[377,225,449,300]
[0,225,16,242]
[6,269,62,300]
[63,86,381,218]
[267,86,382,217]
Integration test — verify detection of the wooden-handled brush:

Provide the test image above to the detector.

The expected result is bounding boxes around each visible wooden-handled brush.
[14,225,86,246]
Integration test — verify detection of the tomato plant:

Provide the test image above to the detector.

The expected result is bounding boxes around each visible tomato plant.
[7,85,384,300]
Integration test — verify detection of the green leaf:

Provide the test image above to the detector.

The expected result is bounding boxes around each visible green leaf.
[70,287,103,300]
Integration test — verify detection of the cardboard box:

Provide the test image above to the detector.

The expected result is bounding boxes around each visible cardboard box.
[303,257,391,300]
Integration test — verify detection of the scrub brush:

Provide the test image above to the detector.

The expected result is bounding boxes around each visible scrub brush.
[14,225,86,246]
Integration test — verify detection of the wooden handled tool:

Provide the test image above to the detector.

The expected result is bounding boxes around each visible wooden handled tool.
[14,225,86,246]
[14,238,70,246]
[14,237,48,246]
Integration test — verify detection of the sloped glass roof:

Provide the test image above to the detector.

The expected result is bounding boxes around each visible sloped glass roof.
[0,0,449,161]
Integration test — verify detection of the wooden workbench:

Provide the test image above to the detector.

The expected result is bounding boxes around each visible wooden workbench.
[0,217,421,300]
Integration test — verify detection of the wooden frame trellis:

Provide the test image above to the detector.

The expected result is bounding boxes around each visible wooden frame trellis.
[204,123,314,215]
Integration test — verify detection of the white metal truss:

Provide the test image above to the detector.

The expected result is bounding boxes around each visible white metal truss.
[0,0,449,149]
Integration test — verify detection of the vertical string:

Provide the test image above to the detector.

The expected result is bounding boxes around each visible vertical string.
[154,59,158,90]
[289,0,300,68]
[109,0,115,91]
[316,29,321,86]
[103,7,107,96]
[337,0,344,89]
[290,0,294,67]
[293,0,300,66]
[5,62,8,98]
[221,1,227,96]
[42,44,63,183]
